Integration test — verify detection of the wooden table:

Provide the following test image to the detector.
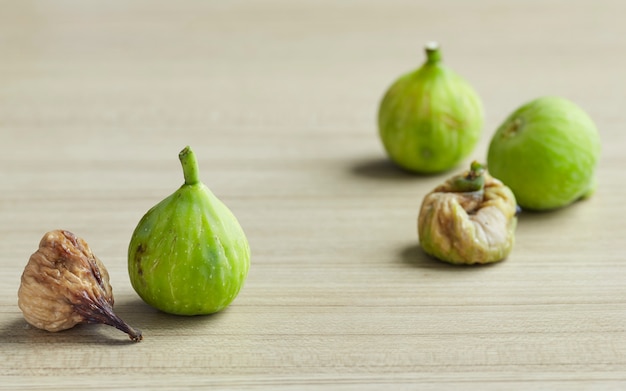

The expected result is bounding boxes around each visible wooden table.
[2,1,625,389]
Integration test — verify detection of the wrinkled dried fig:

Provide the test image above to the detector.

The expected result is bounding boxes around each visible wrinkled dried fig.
[18,230,142,342]
[418,162,518,265]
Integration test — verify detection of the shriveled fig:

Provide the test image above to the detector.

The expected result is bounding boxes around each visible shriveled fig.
[418,162,518,265]
[18,230,142,342]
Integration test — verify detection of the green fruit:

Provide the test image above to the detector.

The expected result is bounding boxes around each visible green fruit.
[128,146,250,315]
[487,96,601,211]
[378,42,484,173]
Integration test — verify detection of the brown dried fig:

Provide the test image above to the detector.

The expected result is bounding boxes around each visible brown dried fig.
[18,230,142,342]
[418,162,518,265]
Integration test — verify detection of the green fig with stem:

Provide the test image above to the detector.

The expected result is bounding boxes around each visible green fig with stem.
[128,146,250,315]
[378,42,484,173]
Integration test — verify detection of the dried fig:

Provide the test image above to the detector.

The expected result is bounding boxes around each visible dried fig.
[418,162,518,265]
[18,230,142,342]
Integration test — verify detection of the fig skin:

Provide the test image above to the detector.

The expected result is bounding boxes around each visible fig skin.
[128,146,250,316]
[418,163,518,265]
[487,96,601,211]
[378,42,484,174]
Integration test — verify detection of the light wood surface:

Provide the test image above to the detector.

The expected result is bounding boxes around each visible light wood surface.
[2,1,626,389]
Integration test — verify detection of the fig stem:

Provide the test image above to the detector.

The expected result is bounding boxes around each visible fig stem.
[450,161,485,193]
[101,306,143,342]
[425,41,442,64]
[179,146,200,186]
[74,296,143,342]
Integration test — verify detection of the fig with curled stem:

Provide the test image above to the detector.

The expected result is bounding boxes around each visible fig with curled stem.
[18,230,142,342]
[418,162,518,265]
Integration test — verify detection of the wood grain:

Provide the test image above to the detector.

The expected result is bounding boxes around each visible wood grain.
[2,1,626,389]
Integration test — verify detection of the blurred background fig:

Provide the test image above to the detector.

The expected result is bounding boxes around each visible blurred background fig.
[487,96,601,211]
[378,42,484,173]
[128,146,250,316]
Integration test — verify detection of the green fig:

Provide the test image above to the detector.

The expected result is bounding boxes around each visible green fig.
[378,42,484,173]
[418,162,518,265]
[128,146,250,315]
[487,96,601,211]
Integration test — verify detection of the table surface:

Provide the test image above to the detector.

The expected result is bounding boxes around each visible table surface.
[2,1,625,389]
